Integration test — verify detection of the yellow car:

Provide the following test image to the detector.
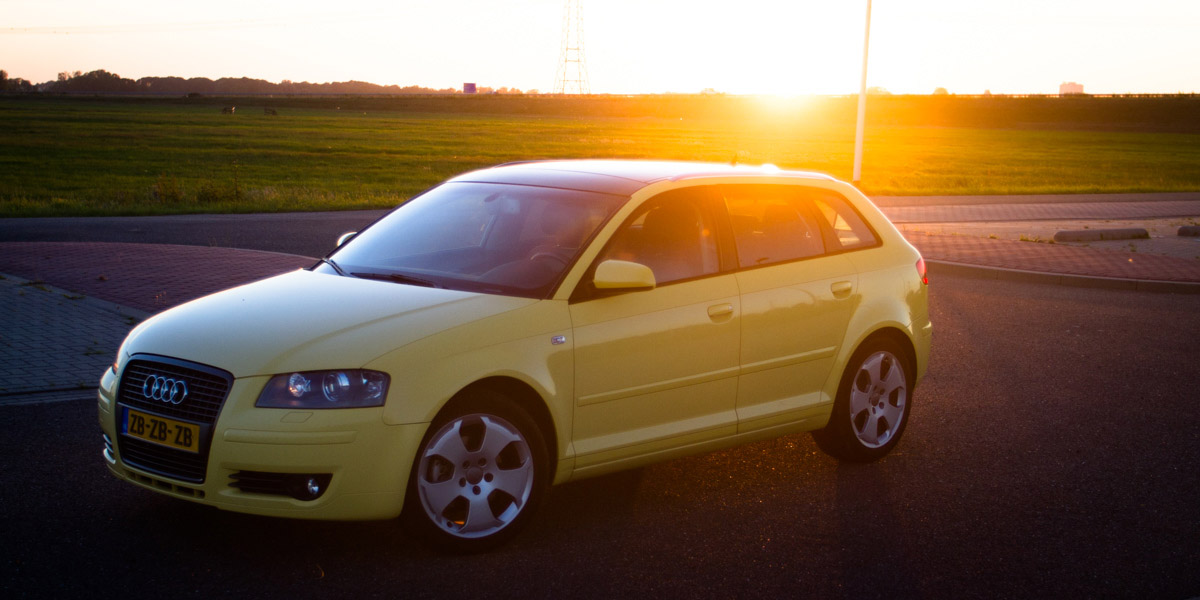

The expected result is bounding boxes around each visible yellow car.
[98,160,931,551]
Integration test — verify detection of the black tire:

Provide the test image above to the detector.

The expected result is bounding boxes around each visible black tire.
[402,389,548,553]
[812,337,913,462]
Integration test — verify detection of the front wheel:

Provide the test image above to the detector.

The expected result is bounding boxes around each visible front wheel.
[813,338,913,462]
[402,390,548,553]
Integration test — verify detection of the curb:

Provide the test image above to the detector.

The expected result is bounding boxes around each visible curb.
[1052,228,1149,242]
[926,260,1200,294]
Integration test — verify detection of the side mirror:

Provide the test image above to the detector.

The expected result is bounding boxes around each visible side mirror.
[593,260,656,291]
[336,231,358,248]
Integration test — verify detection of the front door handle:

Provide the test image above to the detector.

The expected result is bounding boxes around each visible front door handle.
[707,303,735,320]
[831,281,853,298]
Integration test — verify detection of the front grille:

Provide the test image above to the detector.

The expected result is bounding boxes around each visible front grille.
[118,437,208,483]
[116,355,233,483]
[119,358,229,422]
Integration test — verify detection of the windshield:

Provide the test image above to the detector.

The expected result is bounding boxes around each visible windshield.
[324,182,627,298]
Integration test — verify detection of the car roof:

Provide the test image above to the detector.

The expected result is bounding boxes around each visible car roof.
[448,160,836,196]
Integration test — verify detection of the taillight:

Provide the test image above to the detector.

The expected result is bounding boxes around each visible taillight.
[916,257,928,285]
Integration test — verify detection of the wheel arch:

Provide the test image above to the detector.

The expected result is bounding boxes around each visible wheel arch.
[812,325,918,462]
[442,376,560,476]
[847,325,920,385]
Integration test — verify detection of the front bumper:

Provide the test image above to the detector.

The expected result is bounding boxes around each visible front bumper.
[98,366,428,521]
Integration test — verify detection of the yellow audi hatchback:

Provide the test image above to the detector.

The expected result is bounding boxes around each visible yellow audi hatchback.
[99,160,931,551]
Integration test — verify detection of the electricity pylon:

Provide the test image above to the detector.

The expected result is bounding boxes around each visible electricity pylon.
[553,0,590,95]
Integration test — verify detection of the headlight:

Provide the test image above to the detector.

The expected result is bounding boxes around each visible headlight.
[256,370,389,409]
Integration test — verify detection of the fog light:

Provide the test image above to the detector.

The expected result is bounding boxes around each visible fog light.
[293,474,331,501]
[229,471,332,501]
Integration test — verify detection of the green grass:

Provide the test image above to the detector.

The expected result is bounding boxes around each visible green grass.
[2,96,1199,217]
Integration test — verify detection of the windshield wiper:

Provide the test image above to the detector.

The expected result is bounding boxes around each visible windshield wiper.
[319,258,347,276]
[351,271,441,289]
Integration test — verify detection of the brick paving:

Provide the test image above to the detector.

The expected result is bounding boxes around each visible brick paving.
[906,233,1200,282]
[871,191,1200,207]
[0,276,143,396]
[0,243,312,403]
[0,242,313,313]
[882,200,1200,224]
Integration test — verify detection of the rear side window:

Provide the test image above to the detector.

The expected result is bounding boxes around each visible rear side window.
[811,190,878,251]
[723,187,825,268]
[720,185,879,268]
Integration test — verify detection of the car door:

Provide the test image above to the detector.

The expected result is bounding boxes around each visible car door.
[722,185,865,432]
[569,190,740,471]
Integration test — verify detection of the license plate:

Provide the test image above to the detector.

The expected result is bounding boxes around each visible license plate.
[122,408,201,453]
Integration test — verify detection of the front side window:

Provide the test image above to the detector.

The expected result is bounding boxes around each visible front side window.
[598,192,720,286]
[326,182,625,298]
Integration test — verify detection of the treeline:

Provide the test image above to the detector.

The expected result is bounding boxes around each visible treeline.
[0,70,36,92]
[0,69,527,95]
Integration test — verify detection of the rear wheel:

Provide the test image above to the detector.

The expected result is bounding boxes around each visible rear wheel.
[813,338,913,462]
[403,390,548,552]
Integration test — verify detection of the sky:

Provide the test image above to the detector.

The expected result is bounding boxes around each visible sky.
[3,0,1199,95]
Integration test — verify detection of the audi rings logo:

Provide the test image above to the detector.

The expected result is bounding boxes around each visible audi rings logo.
[142,375,189,405]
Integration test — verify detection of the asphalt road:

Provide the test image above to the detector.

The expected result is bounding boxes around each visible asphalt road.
[2,273,1198,599]
[0,211,388,258]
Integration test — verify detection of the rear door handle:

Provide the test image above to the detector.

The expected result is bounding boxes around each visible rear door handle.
[831,281,853,298]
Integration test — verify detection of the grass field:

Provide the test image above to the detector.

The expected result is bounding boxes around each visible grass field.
[2,95,1199,217]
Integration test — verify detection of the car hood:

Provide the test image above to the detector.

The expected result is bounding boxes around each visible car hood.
[121,269,536,377]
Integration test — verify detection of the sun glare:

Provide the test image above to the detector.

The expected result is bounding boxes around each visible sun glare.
[751,93,814,114]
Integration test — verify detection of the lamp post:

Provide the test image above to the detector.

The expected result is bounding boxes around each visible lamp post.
[853,0,872,183]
